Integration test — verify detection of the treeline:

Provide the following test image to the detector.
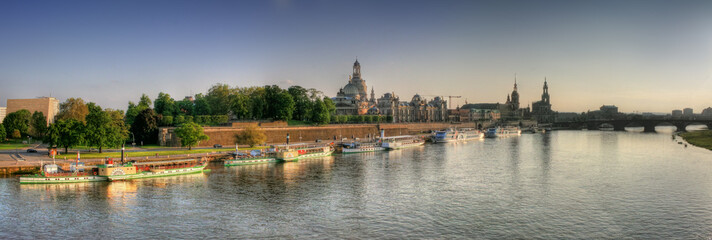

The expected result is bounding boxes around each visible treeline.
[0,83,338,150]
[0,98,129,153]
[124,84,336,145]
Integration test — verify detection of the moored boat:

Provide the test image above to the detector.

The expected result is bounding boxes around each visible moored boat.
[381,135,425,150]
[484,126,522,138]
[102,159,208,181]
[225,150,276,166]
[19,164,107,184]
[340,141,385,154]
[274,144,335,161]
[430,128,484,143]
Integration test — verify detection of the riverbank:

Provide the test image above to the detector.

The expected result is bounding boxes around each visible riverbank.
[679,130,712,151]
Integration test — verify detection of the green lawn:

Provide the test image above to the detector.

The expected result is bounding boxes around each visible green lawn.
[0,143,30,150]
[680,130,712,151]
[54,146,268,159]
[288,120,312,126]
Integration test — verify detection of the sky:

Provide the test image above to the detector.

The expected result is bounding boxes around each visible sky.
[0,0,711,113]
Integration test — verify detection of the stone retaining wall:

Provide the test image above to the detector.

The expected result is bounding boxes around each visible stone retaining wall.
[159,122,479,147]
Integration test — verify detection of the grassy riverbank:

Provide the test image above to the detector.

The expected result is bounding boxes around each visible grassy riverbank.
[679,130,712,151]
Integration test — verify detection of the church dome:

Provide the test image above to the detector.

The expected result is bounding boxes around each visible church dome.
[412,94,422,103]
[343,83,360,98]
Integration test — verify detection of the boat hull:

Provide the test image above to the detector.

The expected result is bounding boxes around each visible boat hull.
[108,165,207,181]
[224,157,276,166]
[279,150,334,161]
[19,175,108,184]
[342,147,385,154]
[384,141,424,150]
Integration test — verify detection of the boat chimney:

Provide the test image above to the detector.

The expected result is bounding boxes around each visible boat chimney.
[121,143,125,165]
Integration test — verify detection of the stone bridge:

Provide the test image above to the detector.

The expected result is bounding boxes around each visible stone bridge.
[583,119,712,132]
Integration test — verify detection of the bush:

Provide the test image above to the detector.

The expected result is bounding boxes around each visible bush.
[161,116,174,126]
[0,123,5,142]
[235,125,266,147]
[174,115,185,125]
[12,129,21,139]
[184,115,194,123]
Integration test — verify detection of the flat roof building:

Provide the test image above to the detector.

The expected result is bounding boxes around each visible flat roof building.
[6,97,60,125]
[0,107,6,123]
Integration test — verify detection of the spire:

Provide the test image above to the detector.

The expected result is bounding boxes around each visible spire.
[514,73,518,91]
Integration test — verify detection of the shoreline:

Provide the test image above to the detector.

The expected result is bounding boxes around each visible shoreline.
[678,130,712,151]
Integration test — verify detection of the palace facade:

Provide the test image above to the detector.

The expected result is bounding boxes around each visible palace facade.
[332,60,448,123]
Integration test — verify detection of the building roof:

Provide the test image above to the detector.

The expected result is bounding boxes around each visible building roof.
[461,103,499,110]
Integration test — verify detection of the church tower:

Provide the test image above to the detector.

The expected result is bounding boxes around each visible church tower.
[353,59,361,78]
[542,78,550,104]
[370,87,376,103]
[510,75,520,110]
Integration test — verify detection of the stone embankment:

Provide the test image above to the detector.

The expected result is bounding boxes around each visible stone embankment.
[159,122,481,147]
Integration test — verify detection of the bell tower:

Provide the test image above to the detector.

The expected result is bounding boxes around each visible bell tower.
[542,78,550,104]
[353,59,361,78]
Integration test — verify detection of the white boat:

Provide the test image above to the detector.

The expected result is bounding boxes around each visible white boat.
[381,135,425,150]
[430,128,484,143]
[273,144,335,161]
[484,126,522,138]
[340,141,385,154]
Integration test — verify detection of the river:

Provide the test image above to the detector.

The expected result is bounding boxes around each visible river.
[1,130,711,239]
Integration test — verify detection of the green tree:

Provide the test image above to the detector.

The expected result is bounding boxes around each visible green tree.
[174,122,209,150]
[0,124,5,142]
[2,109,31,138]
[12,129,21,139]
[174,115,186,125]
[161,116,174,126]
[310,99,330,125]
[125,101,140,127]
[56,98,90,123]
[193,93,212,116]
[288,86,312,121]
[235,125,266,147]
[106,109,129,147]
[30,111,48,138]
[176,98,194,115]
[130,108,158,145]
[138,94,152,109]
[154,92,176,116]
[206,84,233,115]
[247,87,266,119]
[323,97,336,115]
[85,106,112,153]
[45,119,85,154]
[273,91,295,121]
[229,92,249,119]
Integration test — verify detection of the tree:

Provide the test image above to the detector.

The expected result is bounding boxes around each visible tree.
[193,93,212,116]
[138,94,152,109]
[273,92,295,121]
[310,99,330,125]
[154,92,176,116]
[323,97,336,115]
[2,109,31,138]
[0,124,5,142]
[130,108,158,145]
[247,87,266,119]
[206,84,233,115]
[176,98,194,116]
[235,125,266,147]
[174,122,209,150]
[288,86,312,121]
[12,129,21,139]
[229,92,249,119]
[30,111,48,138]
[85,106,126,153]
[56,98,89,123]
[45,119,84,154]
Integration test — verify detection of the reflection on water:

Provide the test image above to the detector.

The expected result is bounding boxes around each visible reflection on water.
[2,131,712,239]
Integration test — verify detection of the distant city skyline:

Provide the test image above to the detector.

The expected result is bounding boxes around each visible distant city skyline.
[1,0,711,113]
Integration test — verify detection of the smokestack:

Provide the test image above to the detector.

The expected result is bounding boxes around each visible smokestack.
[121,143,125,165]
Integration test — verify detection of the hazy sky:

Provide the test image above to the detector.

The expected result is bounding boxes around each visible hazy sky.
[1,0,711,113]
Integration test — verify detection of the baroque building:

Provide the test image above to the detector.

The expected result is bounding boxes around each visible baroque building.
[531,78,554,123]
[332,60,448,122]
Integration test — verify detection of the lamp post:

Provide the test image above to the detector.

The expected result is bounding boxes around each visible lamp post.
[129,132,136,146]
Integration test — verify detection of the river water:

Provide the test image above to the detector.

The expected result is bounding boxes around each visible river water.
[1,130,711,239]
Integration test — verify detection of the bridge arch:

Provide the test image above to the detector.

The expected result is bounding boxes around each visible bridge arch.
[650,122,677,133]
[684,122,710,131]
[624,122,644,132]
